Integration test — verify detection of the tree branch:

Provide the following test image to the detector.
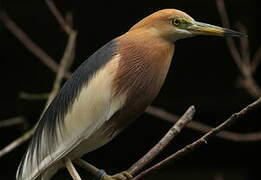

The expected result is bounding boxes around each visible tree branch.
[0,12,70,77]
[146,105,261,142]
[0,127,34,157]
[45,0,72,34]
[133,97,261,180]
[74,159,101,177]
[72,106,195,179]
[45,25,77,107]
[236,23,251,67]
[128,106,195,176]
[252,46,261,73]
[215,0,244,72]
[0,10,77,158]
[0,116,26,128]
[19,92,50,100]
[215,0,261,97]
[64,157,82,180]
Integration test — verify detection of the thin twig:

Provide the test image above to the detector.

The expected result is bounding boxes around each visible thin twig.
[19,92,50,100]
[216,0,261,97]
[0,12,77,158]
[74,159,100,177]
[0,127,34,157]
[252,46,261,72]
[146,106,261,142]
[235,23,261,97]
[215,0,244,72]
[65,12,74,29]
[128,106,195,176]
[0,12,70,77]
[0,116,26,128]
[133,97,261,180]
[236,23,251,68]
[45,0,72,34]
[64,157,82,180]
[45,27,77,107]
[239,77,261,98]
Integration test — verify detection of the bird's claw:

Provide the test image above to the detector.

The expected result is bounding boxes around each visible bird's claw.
[102,171,132,180]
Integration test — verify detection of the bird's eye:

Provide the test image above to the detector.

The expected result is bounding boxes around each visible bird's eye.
[172,18,181,26]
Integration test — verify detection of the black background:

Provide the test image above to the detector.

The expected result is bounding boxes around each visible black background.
[0,0,260,179]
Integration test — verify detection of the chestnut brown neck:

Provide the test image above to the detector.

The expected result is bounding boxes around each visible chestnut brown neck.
[108,30,174,131]
[115,29,174,96]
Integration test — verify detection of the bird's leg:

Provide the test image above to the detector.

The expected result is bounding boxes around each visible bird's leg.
[74,158,101,176]
[64,157,82,180]
[74,158,132,180]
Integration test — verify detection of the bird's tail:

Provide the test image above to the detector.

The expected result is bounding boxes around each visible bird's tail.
[16,150,30,180]
[16,149,62,180]
[16,140,46,180]
[16,149,36,180]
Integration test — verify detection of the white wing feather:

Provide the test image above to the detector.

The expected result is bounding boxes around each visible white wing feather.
[17,55,125,180]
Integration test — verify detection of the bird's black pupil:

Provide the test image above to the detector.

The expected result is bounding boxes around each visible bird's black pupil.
[173,19,180,25]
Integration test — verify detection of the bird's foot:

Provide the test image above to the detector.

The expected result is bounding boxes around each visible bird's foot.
[102,171,132,180]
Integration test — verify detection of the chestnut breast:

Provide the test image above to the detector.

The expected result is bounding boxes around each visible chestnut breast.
[106,31,175,133]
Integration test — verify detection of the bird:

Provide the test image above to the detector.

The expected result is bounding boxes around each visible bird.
[16,9,244,180]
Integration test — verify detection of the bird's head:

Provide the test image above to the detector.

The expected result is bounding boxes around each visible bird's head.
[129,9,246,42]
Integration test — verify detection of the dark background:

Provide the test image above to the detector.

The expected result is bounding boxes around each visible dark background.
[0,0,260,179]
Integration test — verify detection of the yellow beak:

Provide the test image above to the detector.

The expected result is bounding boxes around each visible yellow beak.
[188,21,247,37]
